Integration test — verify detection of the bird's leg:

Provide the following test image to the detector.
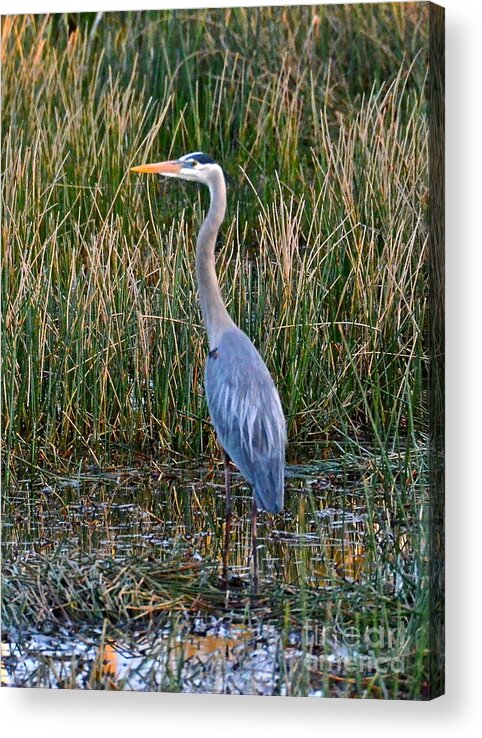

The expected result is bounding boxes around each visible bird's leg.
[222,448,232,584]
[251,499,258,593]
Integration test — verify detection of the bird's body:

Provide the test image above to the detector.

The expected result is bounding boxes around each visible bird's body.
[131,151,286,584]
[205,326,285,513]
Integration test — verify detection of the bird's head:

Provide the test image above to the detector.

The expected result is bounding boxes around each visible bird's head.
[130,151,222,186]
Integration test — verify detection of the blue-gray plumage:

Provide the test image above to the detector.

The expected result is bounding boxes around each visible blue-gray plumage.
[205,327,285,514]
[131,150,286,585]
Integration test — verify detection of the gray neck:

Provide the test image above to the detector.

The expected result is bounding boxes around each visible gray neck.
[195,168,235,348]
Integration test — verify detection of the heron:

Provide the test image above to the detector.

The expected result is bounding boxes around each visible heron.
[131,151,286,588]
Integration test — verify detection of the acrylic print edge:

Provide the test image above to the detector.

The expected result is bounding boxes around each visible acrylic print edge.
[428,0,445,700]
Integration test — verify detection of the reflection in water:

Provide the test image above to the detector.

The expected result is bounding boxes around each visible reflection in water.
[2,621,326,694]
[2,465,371,586]
[1,462,419,694]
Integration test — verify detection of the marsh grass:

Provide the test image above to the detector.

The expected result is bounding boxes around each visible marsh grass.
[2,5,429,474]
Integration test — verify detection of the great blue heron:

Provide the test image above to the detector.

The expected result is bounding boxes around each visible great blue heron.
[131,151,286,587]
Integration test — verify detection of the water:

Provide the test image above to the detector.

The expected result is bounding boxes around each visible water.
[1,461,416,694]
[3,620,328,694]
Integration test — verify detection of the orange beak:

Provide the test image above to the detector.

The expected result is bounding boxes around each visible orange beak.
[130,160,182,175]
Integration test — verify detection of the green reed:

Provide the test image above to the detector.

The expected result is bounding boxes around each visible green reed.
[2,5,429,473]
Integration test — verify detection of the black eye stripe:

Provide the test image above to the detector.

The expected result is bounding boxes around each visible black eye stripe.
[181,152,217,165]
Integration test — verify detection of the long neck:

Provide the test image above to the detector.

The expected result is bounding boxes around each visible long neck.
[195,170,235,348]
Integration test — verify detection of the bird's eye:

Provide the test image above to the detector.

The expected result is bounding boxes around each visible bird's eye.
[190,160,198,167]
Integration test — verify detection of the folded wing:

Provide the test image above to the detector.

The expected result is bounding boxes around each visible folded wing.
[205,328,286,513]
